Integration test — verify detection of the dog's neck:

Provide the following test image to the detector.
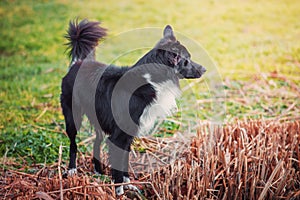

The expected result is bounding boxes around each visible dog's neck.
[132,48,170,67]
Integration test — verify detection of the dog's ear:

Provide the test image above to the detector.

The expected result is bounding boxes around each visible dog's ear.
[155,25,177,48]
[163,25,176,41]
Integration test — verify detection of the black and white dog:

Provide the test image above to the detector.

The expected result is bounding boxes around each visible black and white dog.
[61,19,206,195]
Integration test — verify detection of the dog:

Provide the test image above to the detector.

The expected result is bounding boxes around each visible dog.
[61,19,206,195]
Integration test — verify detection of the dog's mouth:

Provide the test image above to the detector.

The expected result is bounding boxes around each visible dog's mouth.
[194,66,206,78]
[177,65,206,79]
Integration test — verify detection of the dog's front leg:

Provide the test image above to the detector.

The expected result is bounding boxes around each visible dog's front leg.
[109,142,127,196]
[111,152,140,195]
[108,133,139,196]
[122,146,139,192]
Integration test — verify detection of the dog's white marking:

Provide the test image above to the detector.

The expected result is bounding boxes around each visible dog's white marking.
[139,74,181,136]
[143,73,151,80]
[122,177,140,193]
[115,177,140,196]
[69,57,78,69]
[116,185,124,196]
[68,168,77,176]
[123,176,131,183]
[124,184,140,192]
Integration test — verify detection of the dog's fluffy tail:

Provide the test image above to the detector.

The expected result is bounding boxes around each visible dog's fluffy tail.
[65,19,107,62]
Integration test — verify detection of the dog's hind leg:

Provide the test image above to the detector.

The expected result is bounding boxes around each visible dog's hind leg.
[67,121,78,176]
[121,140,131,181]
[93,128,104,175]
[61,95,82,176]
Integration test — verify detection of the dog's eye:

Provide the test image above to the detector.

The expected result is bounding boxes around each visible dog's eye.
[184,60,188,66]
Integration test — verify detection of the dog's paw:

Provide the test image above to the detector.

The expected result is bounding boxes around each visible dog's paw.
[123,176,140,193]
[116,185,124,196]
[123,176,130,183]
[62,168,77,178]
[124,184,140,192]
[115,177,141,196]
[68,168,77,176]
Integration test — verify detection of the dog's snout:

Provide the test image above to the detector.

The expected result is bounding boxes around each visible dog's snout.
[201,66,206,73]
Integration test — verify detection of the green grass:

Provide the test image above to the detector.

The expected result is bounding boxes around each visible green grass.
[0,0,299,165]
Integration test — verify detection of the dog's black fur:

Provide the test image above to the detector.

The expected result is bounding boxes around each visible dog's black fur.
[61,19,206,195]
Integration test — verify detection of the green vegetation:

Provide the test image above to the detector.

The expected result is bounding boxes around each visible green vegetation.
[0,0,299,165]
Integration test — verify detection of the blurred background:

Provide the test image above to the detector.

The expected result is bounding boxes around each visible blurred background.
[0,0,299,165]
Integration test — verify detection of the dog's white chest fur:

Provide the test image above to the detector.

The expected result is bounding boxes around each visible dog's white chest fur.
[138,74,181,136]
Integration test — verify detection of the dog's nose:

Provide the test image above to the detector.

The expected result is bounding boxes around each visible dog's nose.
[201,66,207,73]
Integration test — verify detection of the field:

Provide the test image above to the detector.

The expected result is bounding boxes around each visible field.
[0,0,300,199]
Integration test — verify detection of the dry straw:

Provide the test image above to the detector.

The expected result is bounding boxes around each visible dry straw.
[1,120,299,199]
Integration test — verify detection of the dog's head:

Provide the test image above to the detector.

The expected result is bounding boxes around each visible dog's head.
[155,25,206,79]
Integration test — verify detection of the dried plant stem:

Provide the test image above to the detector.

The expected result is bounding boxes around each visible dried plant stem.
[58,144,63,200]
[1,120,299,199]
[258,160,283,200]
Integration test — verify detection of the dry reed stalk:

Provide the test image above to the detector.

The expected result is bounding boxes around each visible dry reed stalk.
[35,191,55,200]
[145,120,300,199]
[258,160,283,200]
[1,120,299,199]
[58,144,63,200]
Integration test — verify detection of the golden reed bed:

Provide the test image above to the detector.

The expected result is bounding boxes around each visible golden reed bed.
[1,120,299,199]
